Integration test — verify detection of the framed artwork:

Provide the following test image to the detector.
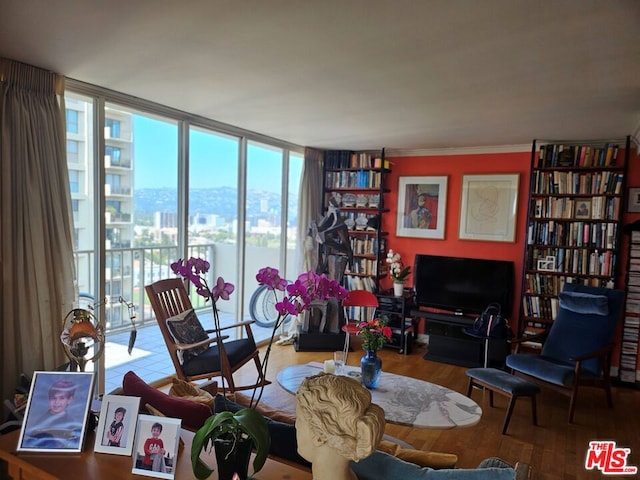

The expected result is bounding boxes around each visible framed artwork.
[628,187,640,213]
[17,371,95,453]
[575,199,591,219]
[459,174,519,242]
[396,176,448,239]
[132,414,181,479]
[537,255,557,272]
[94,394,140,455]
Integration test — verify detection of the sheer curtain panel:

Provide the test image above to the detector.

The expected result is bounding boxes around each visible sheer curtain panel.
[0,58,76,403]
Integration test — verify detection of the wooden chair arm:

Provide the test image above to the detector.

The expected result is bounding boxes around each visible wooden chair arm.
[216,320,256,332]
[175,334,230,351]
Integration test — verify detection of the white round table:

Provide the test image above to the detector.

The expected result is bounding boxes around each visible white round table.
[277,362,482,429]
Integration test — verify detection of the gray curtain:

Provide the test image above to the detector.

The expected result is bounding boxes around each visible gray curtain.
[297,147,324,273]
[0,58,76,403]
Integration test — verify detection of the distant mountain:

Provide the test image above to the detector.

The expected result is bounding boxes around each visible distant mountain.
[135,187,298,223]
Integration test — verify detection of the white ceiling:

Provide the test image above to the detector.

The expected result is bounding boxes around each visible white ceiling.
[1,0,639,152]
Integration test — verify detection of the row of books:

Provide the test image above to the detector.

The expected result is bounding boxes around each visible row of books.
[343,275,377,293]
[621,230,640,384]
[522,295,558,321]
[325,170,383,190]
[529,249,617,277]
[532,170,623,195]
[324,150,386,170]
[527,221,618,249]
[344,305,377,324]
[350,235,379,256]
[531,196,620,220]
[345,257,379,276]
[536,143,619,168]
[523,273,613,297]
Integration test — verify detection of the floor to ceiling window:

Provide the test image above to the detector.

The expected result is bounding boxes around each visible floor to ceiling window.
[65,83,303,394]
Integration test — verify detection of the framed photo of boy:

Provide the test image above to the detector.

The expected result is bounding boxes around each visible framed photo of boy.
[132,414,181,479]
[94,394,140,455]
[17,371,95,453]
[396,176,448,239]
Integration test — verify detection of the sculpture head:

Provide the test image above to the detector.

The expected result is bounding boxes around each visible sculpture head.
[295,373,385,466]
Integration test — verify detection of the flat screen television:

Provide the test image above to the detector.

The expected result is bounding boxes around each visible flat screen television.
[413,254,514,316]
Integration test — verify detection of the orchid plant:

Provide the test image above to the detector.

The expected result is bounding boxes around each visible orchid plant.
[386,249,411,283]
[170,257,267,480]
[171,257,348,479]
[254,266,348,404]
[357,318,393,351]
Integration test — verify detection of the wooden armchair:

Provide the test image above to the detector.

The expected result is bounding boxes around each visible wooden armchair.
[506,283,624,423]
[145,278,270,392]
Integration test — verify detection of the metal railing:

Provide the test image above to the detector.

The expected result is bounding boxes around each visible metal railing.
[74,244,218,333]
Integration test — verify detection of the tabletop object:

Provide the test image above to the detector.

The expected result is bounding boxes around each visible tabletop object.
[277,362,482,429]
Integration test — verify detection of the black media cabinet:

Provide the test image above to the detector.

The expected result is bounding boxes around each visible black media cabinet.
[412,310,509,368]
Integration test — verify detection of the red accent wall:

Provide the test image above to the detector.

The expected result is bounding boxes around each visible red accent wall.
[382,147,640,372]
[382,151,531,322]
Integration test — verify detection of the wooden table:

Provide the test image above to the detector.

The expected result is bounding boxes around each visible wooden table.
[277,362,482,429]
[0,428,311,480]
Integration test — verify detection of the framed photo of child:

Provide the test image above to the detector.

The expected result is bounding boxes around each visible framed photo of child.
[132,414,181,479]
[17,371,95,453]
[94,394,140,455]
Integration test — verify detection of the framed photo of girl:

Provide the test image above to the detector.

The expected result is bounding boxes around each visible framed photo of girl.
[132,414,181,479]
[396,176,448,239]
[94,394,140,455]
[17,371,95,453]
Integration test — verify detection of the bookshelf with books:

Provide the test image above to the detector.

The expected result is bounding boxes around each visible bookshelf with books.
[520,138,630,349]
[323,149,390,294]
[620,228,640,387]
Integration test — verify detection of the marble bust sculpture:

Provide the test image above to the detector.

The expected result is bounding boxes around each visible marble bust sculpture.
[295,373,385,480]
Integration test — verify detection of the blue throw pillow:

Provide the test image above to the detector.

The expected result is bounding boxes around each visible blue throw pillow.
[558,291,608,316]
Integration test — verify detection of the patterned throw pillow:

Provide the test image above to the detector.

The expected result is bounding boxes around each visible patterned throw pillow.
[166,309,210,363]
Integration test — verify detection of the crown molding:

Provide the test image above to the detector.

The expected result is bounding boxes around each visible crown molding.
[385,144,532,157]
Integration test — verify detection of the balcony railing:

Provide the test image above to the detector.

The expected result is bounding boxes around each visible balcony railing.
[74,244,217,333]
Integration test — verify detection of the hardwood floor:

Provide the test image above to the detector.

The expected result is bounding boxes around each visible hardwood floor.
[217,342,640,480]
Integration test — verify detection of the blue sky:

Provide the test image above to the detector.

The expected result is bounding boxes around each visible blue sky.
[133,116,302,193]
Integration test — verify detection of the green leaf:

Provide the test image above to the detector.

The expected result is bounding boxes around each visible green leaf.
[190,409,271,479]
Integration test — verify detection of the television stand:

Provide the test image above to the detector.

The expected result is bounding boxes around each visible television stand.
[412,310,509,368]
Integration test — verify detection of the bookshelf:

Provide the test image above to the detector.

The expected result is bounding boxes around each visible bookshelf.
[620,228,640,387]
[519,138,630,349]
[323,149,389,293]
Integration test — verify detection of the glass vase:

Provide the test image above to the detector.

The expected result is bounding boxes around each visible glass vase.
[361,349,382,389]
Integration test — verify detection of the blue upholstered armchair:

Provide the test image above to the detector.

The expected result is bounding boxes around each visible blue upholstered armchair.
[506,283,624,423]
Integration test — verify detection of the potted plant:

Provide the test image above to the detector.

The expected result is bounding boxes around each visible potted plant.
[357,318,392,389]
[386,249,410,296]
[171,258,348,479]
[190,407,270,480]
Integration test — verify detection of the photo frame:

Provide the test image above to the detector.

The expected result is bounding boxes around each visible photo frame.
[131,414,181,479]
[94,394,140,455]
[628,187,640,213]
[396,176,448,239]
[537,255,557,272]
[458,174,519,242]
[575,199,592,219]
[17,371,95,453]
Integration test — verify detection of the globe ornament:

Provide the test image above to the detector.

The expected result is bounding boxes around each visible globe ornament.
[60,308,105,371]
